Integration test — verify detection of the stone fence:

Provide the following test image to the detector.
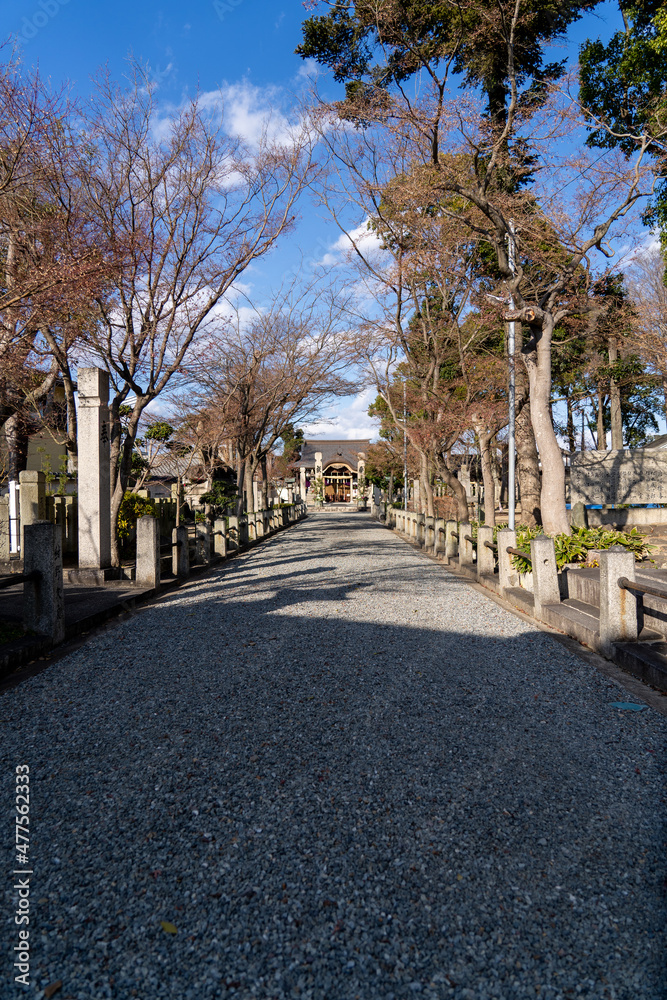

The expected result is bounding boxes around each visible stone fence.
[377,506,667,691]
[0,470,301,567]
[0,501,307,650]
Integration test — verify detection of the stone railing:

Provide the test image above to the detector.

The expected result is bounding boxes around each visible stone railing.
[379,508,667,690]
[149,500,307,588]
[0,501,307,655]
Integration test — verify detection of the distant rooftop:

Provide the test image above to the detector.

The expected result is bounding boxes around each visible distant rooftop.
[296,439,371,470]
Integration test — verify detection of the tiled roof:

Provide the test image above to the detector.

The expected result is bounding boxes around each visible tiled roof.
[296,439,371,470]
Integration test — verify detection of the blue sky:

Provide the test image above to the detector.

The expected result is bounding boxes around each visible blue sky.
[3,0,627,441]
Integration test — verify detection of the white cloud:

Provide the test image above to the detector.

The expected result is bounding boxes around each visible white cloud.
[317,219,384,269]
[303,389,380,441]
[296,58,319,80]
[197,81,295,150]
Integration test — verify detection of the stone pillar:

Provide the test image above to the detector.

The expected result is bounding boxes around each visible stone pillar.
[195,523,211,564]
[172,525,189,578]
[76,368,111,573]
[599,546,639,654]
[299,466,306,501]
[214,518,227,560]
[497,528,519,593]
[445,520,458,562]
[477,526,495,579]
[424,515,435,550]
[23,521,64,643]
[416,513,425,546]
[0,501,9,562]
[433,518,445,557]
[19,470,46,556]
[136,515,160,590]
[530,536,560,619]
[227,515,239,552]
[458,521,474,568]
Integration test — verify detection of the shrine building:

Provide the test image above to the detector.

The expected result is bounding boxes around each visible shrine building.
[296,439,371,505]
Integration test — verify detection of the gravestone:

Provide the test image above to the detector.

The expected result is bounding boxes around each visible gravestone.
[459,466,472,498]
[570,450,667,506]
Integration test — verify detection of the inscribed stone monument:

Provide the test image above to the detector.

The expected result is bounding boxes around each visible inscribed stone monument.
[570,450,667,506]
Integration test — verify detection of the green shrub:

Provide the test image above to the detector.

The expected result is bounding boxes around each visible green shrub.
[511,525,652,574]
[117,492,155,541]
[471,520,653,574]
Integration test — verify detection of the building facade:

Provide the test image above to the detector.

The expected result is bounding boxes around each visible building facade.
[296,440,371,505]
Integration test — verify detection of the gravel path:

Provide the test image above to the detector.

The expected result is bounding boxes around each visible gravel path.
[2,512,666,1000]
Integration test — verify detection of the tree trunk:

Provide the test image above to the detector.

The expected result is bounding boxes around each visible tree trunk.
[515,403,541,527]
[434,458,468,520]
[5,412,30,481]
[420,452,435,517]
[388,471,394,505]
[476,426,496,527]
[596,386,606,449]
[608,337,623,450]
[522,318,570,536]
[244,457,259,514]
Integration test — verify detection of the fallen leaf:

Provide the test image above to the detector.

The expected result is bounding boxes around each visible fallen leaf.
[160,921,178,935]
[44,983,63,999]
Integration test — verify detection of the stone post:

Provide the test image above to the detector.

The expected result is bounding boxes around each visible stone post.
[194,523,211,565]
[247,511,257,544]
[433,518,445,557]
[172,525,189,578]
[477,526,495,579]
[76,368,111,575]
[599,546,639,654]
[314,452,323,502]
[0,501,9,562]
[23,521,64,643]
[497,528,519,594]
[458,521,474,568]
[445,520,458,562]
[214,518,227,560]
[227,515,239,552]
[417,513,425,546]
[424,515,435,550]
[299,466,307,501]
[530,535,560,619]
[136,515,160,590]
[19,470,46,557]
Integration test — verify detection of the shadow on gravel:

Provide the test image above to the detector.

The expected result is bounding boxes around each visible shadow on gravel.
[3,513,666,1000]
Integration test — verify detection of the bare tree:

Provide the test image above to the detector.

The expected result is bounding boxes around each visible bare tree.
[183,278,360,513]
[79,64,313,564]
[0,53,119,472]
[311,0,665,535]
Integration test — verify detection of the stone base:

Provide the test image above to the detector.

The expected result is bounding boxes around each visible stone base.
[68,567,116,586]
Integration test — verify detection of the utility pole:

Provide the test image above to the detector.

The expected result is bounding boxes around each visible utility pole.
[507,222,517,530]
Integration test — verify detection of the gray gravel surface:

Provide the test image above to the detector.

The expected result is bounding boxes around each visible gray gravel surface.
[2,512,666,1000]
